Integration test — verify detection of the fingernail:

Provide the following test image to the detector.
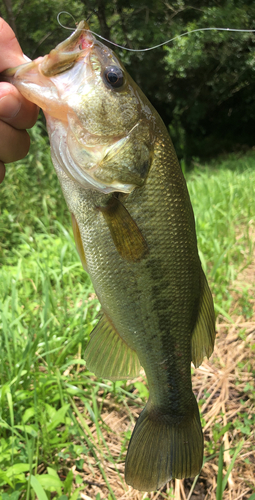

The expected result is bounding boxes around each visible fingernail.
[0,94,21,119]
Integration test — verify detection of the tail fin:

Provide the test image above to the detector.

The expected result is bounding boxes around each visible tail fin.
[125,397,203,491]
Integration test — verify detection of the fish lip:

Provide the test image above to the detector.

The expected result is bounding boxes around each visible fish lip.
[54,20,92,52]
[2,21,94,79]
[40,21,94,77]
[2,57,44,78]
[2,22,94,80]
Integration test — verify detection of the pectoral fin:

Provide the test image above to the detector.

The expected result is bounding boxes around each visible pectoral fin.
[71,213,88,272]
[191,270,215,367]
[84,312,141,380]
[98,196,148,262]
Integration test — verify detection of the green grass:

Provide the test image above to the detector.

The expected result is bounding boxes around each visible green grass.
[187,153,255,316]
[0,123,255,498]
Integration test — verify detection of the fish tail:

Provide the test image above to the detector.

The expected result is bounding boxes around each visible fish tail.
[125,395,203,491]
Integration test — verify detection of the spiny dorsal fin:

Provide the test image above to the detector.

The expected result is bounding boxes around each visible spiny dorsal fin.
[98,196,148,262]
[71,213,88,272]
[84,312,141,381]
[191,270,215,368]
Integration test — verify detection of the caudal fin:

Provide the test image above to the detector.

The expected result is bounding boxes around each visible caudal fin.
[125,397,203,491]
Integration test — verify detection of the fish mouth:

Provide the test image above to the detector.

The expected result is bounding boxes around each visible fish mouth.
[40,20,94,77]
[2,21,96,122]
[4,21,94,80]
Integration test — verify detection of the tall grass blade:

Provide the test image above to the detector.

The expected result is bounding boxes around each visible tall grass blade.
[221,440,244,491]
[216,444,224,500]
[29,476,48,500]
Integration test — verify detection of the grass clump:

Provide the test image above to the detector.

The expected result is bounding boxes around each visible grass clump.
[0,125,255,499]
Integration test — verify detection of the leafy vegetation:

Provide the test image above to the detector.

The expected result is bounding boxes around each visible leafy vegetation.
[0,124,254,498]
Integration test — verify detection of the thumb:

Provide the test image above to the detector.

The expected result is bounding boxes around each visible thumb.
[0,17,28,72]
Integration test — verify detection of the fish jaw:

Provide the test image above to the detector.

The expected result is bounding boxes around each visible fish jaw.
[40,20,93,77]
[2,21,94,122]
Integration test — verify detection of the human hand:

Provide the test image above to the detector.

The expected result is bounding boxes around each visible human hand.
[0,18,39,183]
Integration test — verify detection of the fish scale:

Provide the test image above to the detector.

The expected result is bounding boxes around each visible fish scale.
[3,20,215,492]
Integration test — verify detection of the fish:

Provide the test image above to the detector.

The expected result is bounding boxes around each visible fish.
[3,21,215,491]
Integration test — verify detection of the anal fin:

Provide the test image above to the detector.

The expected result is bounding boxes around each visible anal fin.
[191,270,215,368]
[84,312,141,381]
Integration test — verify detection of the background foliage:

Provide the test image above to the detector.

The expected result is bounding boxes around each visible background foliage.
[1,0,255,163]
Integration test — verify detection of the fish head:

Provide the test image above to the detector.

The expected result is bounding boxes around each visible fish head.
[5,21,156,193]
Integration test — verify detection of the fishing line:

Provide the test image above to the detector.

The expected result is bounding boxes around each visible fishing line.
[57,11,255,52]
[88,27,255,52]
[57,11,77,29]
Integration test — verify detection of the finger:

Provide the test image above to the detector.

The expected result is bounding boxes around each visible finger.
[0,161,5,183]
[0,18,26,72]
[0,82,39,129]
[0,120,30,163]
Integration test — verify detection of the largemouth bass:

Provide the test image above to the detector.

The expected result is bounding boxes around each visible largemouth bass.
[4,21,215,491]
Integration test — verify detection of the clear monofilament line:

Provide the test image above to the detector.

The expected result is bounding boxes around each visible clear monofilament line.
[85,27,255,52]
[57,12,255,52]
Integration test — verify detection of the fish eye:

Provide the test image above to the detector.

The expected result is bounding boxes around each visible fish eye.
[104,66,124,88]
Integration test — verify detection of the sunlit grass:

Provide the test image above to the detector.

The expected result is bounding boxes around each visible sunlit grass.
[187,153,255,317]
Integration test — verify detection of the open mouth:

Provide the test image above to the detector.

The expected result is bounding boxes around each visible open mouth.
[3,21,93,81]
[40,21,94,77]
